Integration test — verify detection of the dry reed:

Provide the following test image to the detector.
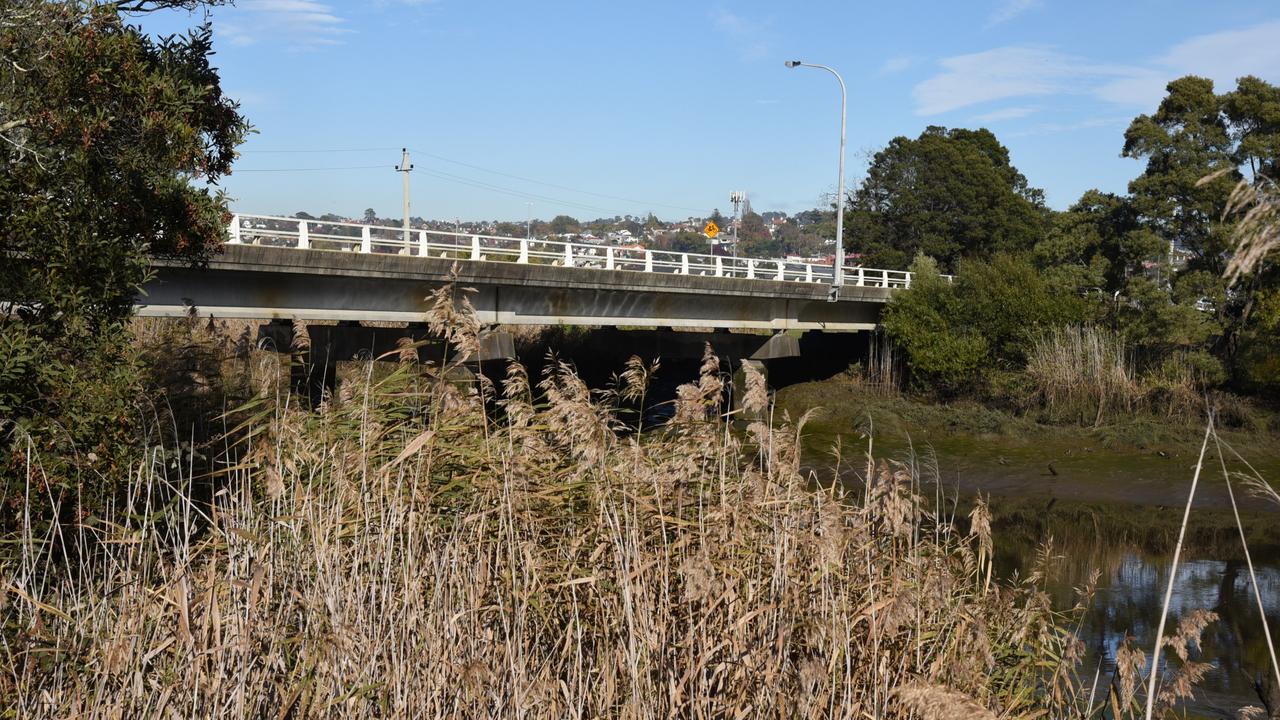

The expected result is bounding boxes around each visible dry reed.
[1,294,1214,718]
[1026,326,1138,425]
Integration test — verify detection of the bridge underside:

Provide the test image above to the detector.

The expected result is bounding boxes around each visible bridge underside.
[139,245,890,332]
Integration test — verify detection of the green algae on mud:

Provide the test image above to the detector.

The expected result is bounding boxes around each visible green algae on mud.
[776,378,1280,511]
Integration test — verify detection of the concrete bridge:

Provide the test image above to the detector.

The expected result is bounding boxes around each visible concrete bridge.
[139,213,926,332]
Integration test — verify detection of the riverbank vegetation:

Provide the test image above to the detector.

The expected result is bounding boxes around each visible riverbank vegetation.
[4,291,1231,718]
[859,76,1280,419]
[4,2,1280,717]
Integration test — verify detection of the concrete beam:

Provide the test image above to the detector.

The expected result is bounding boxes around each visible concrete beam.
[140,245,891,331]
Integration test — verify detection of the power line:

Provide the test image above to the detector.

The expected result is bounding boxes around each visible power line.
[238,147,400,154]
[409,147,705,214]
[233,145,706,214]
[234,164,390,172]
[417,167,610,214]
[228,160,612,213]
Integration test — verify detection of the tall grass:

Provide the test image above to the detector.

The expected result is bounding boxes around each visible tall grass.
[1,287,1216,718]
[1026,326,1138,426]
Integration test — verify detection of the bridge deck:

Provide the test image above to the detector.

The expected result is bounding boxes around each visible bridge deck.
[141,245,893,331]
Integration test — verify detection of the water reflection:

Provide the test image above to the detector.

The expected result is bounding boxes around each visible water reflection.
[997,531,1280,718]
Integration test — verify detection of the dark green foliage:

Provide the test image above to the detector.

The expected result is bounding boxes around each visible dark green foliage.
[735,211,780,257]
[883,254,1091,395]
[1,1,248,524]
[1222,75,1280,180]
[1034,190,1161,296]
[880,256,988,394]
[1123,76,1239,276]
[651,230,707,254]
[547,214,581,235]
[846,126,1049,273]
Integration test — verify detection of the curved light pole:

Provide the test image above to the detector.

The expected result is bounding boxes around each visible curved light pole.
[785,60,846,302]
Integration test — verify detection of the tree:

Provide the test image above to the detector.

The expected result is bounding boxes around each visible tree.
[708,208,728,230]
[363,207,379,224]
[494,222,524,238]
[643,213,663,235]
[1122,75,1280,389]
[736,211,780,258]
[1123,76,1240,276]
[1,0,248,516]
[882,253,1090,394]
[652,231,706,254]
[548,214,580,235]
[1223,75,1280,180]
[1034,190,1161,296]
[845,126,1048,272]
[880,256,989,394]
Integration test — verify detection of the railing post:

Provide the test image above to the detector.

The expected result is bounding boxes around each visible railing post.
[644,250,653,273]
[680,254,689,275]
[564,243,573,268]
[776,261,785,281]
[228,214,241,244]
[606,247,615,270]
[715,256,723,277]
[857,267,865,287]
[881,270,889,288]
[805,264,813,283]
[905,271,913,288]
[518,239,529,264]
[746,259,755,280]
[418,230,429,257]
[360,226,371,254]
[297,220,310,250]
[471,235,481,261]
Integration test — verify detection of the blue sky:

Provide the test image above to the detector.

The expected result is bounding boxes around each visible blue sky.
[139,1,1280,222]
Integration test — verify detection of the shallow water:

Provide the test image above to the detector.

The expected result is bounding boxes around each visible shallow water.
[997,527,1280,718]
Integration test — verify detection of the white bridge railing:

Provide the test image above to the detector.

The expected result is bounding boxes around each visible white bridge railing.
[227,213,926,289]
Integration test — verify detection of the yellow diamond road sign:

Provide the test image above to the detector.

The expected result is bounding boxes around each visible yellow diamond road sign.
[703,221,720,238]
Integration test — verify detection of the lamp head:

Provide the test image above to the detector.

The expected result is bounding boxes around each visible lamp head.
[784,60,801,68]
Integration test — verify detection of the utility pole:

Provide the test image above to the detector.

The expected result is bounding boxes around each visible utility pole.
[396,148,413,244]
[526,202,533,239]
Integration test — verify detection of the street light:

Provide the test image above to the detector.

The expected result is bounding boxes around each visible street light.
[785,59,846,302]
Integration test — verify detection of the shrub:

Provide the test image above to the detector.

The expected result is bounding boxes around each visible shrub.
[883,253,1090,395]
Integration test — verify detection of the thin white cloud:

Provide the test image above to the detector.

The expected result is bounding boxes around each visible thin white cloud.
[879,55,919,75]
[913,47,1132,115]
[218,0,350,50]
[1097,20,1280,107]
[971,106,1038,122]
[986,0,1042,27]
[915,20,1280,117]
[1008,115,1130,137]
[712,8,772,61]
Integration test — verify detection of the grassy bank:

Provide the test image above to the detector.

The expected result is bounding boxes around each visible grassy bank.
[776,377,1280,512]
[5,293,1225,719]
